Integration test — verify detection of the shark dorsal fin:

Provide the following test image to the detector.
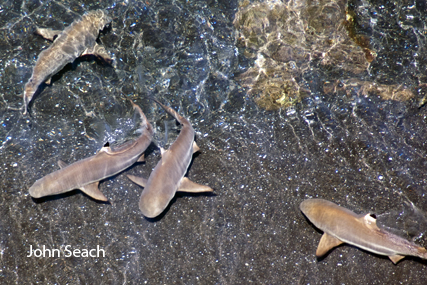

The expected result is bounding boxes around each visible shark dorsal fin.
[160,147,166,156]
[58,160,68,169]
[389,254,405,264]
[316,233,344,257]
[103,140,139,155]
[99,142,111,153]
[360,214,381,231]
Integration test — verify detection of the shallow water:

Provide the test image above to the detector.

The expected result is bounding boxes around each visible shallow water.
[1,0,427,283]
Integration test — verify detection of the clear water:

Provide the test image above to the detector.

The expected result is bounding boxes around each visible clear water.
[1,0,427,283]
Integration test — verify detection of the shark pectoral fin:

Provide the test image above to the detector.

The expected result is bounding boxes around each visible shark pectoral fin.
[389,254,405,264]
[80,182,108,201]
[58,160,68,169]
[316,233,344,257]
[137,154,145,162]
[178,177,213,193]
[127,175,148,187]
[192,142,200,153]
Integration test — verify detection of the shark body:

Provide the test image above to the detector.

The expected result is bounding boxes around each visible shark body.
[127,99,212,218]
[29,102,153,201]
[300,198,427,264]
[23,9,112,114]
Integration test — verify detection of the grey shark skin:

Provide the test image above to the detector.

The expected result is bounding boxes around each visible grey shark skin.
[29,102,153,201]
[127,99,212,218]
[23,9,112,114]
[300,198,427,264]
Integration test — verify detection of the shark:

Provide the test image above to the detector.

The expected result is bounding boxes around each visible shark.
[23,9,112,114]
[127,99,212,218]
[28,101,153,201]
[300,198,427,264]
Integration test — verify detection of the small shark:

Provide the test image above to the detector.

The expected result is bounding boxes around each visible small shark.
[300,198,427,263]
[127,99,212,218]
[28,102,153,201]
[23,9,112,114]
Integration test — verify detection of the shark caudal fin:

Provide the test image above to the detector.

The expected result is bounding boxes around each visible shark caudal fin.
[151,98,186,125]
[129,101,151,132]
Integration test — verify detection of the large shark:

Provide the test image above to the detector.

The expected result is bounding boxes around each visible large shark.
[300,198,427,264]
[127,99,212,218]
[28,102,153,201]
[23,9,112,114]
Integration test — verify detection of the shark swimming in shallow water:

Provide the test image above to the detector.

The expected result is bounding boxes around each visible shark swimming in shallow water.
[127,99,212,218]
[300,198,427,264]
[28,102,153,201]
[23,9,112,114]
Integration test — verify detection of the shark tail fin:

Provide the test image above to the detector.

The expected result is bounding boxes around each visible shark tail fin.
[151,98,186,125]
[129,100,151,133]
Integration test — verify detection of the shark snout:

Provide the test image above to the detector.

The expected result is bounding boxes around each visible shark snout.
[139,196,165,218]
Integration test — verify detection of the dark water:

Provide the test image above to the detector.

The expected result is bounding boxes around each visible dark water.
[1,0,427,283]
